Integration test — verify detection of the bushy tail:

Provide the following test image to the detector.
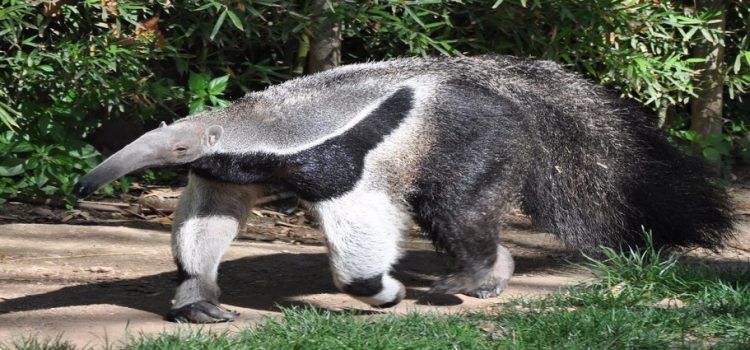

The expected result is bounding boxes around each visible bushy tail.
[520,108,734,253]
[619,131,734,249]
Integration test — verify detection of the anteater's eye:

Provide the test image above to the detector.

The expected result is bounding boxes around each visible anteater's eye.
[174,145,189,153]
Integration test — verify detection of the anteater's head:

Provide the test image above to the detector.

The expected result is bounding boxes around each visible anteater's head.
[72,121,223,197]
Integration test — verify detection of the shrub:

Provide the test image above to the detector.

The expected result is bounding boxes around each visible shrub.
[0,0,748,204]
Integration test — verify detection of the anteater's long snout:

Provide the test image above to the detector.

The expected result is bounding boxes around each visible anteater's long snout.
[72,138,157,198]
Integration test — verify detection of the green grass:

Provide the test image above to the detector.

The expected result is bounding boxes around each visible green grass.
[3,337,79,350]
[469,234,750,349]
[7,235,750,349]
[125,311,492,350]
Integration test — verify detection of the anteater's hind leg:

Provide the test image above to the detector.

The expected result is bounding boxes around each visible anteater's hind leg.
[314,189,408,308]
[462,244,514,298]
[166,174,259,323]
[413,187,514,298]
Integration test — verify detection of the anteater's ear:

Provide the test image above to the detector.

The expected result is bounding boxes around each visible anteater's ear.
[159,121,167,128]
[205,125,223,147]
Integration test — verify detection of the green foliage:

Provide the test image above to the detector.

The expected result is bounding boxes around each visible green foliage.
[0,0,749,203]
[0,130,99,204]
[337,1,462,57]
[671,129,733,161]
[188,72,230,114]
[725,1,750,100]
[339,1,749,109]
[340,0,750,159]
[0,0,174,203]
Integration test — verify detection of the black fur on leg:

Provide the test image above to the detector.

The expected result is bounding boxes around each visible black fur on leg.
[409,81,522,296]
[410,164,507,296]
[374,296,403,309]
[173,258,194,284]
[418,202,502,295]
[342,274,384,297]
[411,177,505,296]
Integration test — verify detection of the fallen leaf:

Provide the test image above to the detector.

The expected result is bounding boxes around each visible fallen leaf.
[609,282,626,297]
[31,207,56,219]
[88,266,114,273]
[655,298,685,309]
[478,320,496,334]
[147,216,173,225]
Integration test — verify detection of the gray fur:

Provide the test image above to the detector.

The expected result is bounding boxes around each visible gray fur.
[74,55,734,323]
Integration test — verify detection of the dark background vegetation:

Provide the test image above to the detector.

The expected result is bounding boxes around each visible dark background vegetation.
[0,0,748,204]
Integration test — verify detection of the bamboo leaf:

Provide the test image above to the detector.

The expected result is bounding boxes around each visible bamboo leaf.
[403,6,426,29]
[682,27,698,42]
[734,54,742,74]
[226,9,244,31]
[700,28,714,43]
[0,102,19,130]
[210,9,227,41]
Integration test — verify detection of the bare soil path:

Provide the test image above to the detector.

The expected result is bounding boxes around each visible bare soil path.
[1,186,749,348]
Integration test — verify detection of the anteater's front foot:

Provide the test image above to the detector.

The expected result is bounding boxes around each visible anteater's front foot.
[165,300,239,323]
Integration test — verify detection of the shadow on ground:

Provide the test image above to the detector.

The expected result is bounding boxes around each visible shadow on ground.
[0,248,573,318]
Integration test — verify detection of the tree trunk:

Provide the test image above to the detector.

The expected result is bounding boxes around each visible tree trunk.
[690,0,726,169]
[307,0,341,74]
[293,33,310,76]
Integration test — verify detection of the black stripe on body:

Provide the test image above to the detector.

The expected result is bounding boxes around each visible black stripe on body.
[191,86,415,201]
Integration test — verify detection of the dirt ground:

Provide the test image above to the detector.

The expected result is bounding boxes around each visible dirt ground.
[1,186,750,348]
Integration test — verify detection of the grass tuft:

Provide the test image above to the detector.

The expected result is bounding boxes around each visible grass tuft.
[473,230,750,349]
[2,335,81,350]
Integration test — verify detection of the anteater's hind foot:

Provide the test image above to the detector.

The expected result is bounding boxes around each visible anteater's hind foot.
[465,244,514,298]
[431,244,515,299]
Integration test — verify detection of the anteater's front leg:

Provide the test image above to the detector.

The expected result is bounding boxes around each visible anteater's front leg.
[314,189,408,308]
[166,173,258,323]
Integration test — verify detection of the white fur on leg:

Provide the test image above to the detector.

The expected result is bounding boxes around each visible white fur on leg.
[357,275,406,307]
[493,244,515,291]
[171,174,259,308]
[172,215,240,307]
[314,188,409,306]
